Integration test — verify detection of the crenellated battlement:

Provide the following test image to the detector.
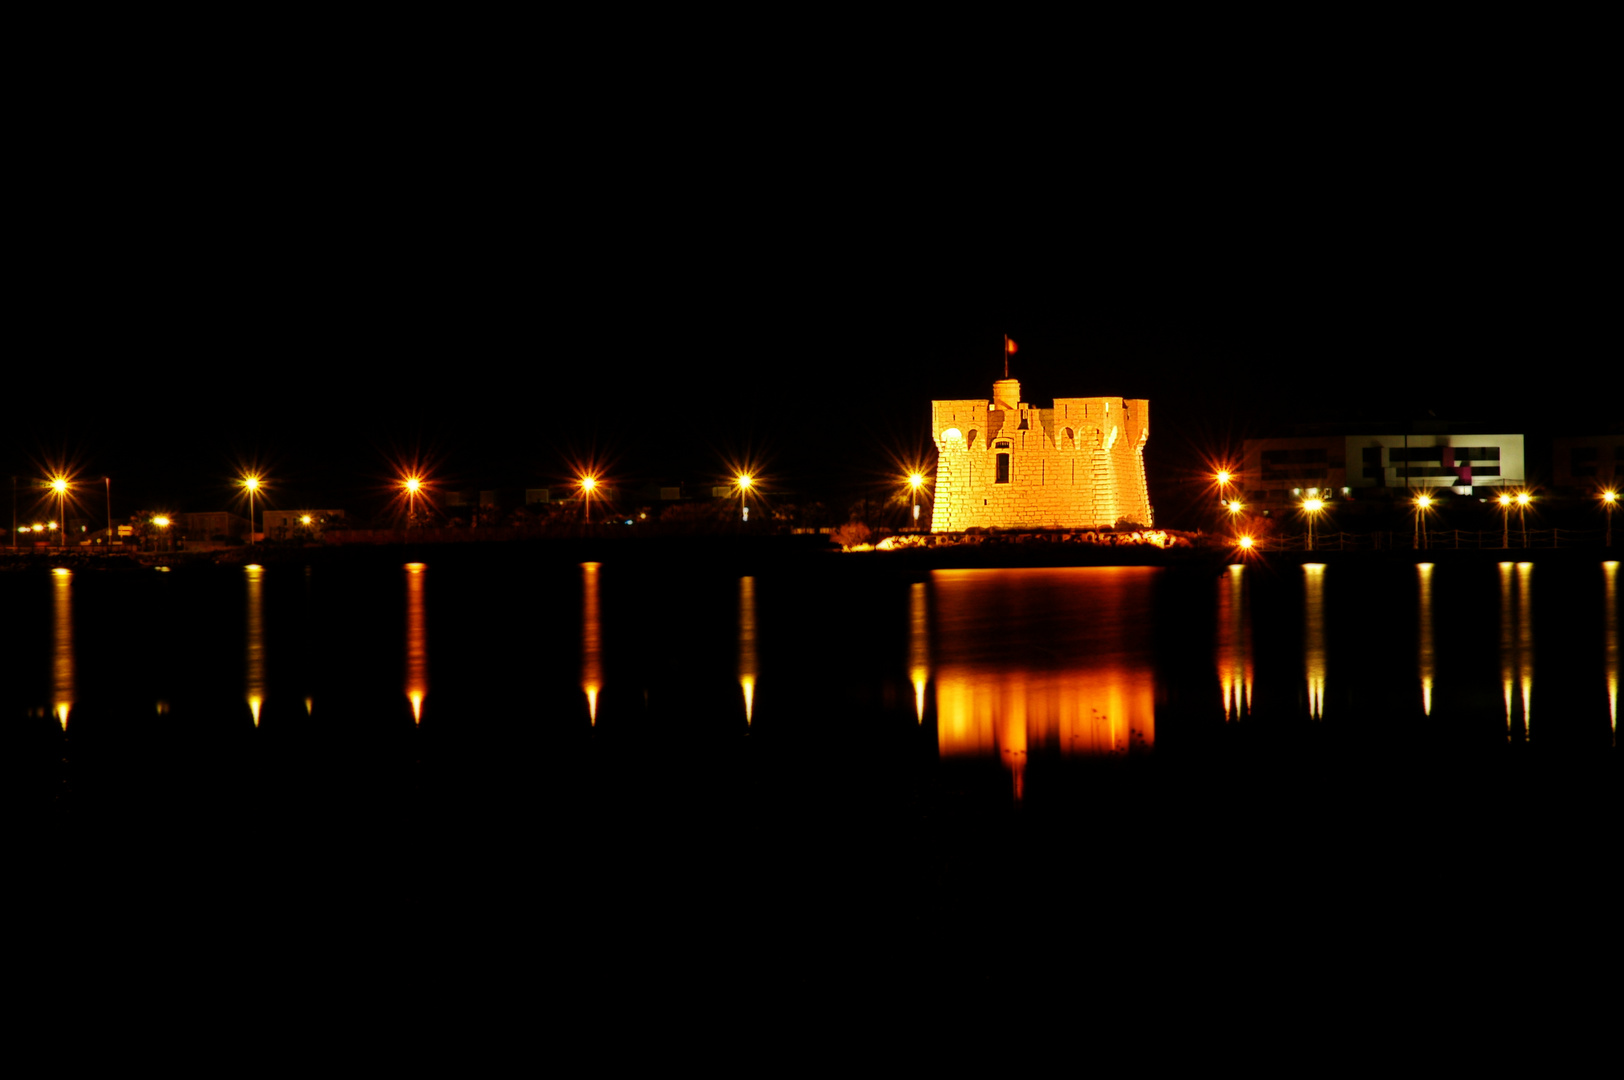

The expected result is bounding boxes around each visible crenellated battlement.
[930,379,1151,532]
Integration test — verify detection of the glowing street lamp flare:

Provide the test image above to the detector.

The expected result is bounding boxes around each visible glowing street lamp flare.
[401,475,427,529]
[49,475,71,548]
[1413,493,1433,549]
[241,474,263,544]
[736,473,753,522]
[1301,497,1326,551]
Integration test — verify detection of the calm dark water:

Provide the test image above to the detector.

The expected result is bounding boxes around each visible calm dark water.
[5,555,1617,868]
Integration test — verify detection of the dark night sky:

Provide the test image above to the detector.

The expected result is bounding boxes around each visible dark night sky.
[8,30,1613,530]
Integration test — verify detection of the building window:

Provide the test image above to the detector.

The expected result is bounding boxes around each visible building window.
[996,453,1010,484]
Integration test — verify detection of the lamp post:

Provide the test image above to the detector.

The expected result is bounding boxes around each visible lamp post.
[1414,493,1432,550]
[1498,493,1512,548]
[1605,489,1617,547]
[153,515,171,553]
[1516,491,1531,548]
[736,473,753,523]
[579,475,597,526]
[242,475,261,545]
[1302,496,1325,552]
[1215,470,1237,529]
[105,477,112,553]
[50,477,70,549]
[909,472,925,530]
[403,475,424,529]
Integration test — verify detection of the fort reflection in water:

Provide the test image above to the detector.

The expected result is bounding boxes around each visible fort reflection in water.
[931,568,1157,799]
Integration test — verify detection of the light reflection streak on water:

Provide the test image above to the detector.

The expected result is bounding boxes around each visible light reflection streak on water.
[51,568,73,730]
[1517,563,1533,738]
[1303,564,1326,720]
[933,568,1157,802]
[1216,564,1251,721]
[1417,564,1434,716]
[1499,563,1515,738]
[739,576,757,725]
[405,563,427,724]
[246,565,265,726]
[581,562,601,724]
[908,581,929,722]
[1498,562,1535,740]
[1605,562,1618,745]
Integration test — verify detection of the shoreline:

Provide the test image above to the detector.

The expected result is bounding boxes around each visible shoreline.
[3,533,1615,575]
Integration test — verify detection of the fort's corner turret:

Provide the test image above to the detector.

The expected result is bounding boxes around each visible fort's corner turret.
[930,378,1151,532]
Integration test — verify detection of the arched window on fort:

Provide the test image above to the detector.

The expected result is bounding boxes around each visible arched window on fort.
[1062,427,1075,450]
[966,429,978,449]
[994,441,1011,484]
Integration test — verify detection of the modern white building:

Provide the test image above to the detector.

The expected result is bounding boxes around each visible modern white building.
[1242,432,1525,505]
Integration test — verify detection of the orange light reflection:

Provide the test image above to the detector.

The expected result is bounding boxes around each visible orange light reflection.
[908,582,929,722]
[739,576,757,725]
[246,565,265,726]
[1418,563,1434,716]
[52,569,74,729]
[1216,564,1251,721]
[1303,564,1326,720]
[1517,562,1534,738]
[582,562,601,724]
[1605,562,1618,745]
[406,563,427,724]
[1499,562,1515,739]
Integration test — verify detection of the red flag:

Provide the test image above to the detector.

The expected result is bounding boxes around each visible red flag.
[1005,336,1018,354]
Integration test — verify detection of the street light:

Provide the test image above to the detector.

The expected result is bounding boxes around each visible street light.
[736,473,753,523]
[152,515,171,552]
[1515,491,1532,548]
[242,475,262,545]
[1215,470,1239,527]
[403,475,425,528]
[49,476,70,549]
[579,475,597,525]
[1604,489,1617,547]
[1301,496,1325,551]
[1413,493,1433,550]
[1498,493,1513,548]
[909,472,926,529]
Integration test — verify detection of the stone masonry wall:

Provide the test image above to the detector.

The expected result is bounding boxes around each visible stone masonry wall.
[930,381,1151,532]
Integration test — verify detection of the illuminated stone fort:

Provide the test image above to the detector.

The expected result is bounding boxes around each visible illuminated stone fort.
[931,378,1151,532]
